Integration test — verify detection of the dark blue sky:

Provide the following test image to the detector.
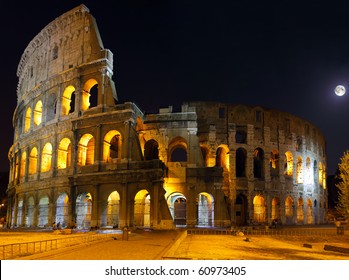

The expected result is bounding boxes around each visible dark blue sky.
[1,0,349,175]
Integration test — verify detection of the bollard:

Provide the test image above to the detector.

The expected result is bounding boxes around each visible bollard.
[122,226,129,241]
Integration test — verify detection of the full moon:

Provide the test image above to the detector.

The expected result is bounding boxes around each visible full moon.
[335,85,346,96]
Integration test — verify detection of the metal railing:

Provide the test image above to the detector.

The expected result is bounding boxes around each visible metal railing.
[0,233,116,260]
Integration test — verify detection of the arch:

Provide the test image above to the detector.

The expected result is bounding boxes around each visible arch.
[20,151,27,178]
[253,148,264,178]
[167,192,187,226]
[57,138,72,169]
[307,198,313,224]
[33,100,43,126]
[270,150,279,177]
[25,196,35,227]
[103,130,122,163]
[61,85,76,115]
[284,151,293,176]
[81,79,98,111]
[305,157,313,185]
[200,146,209,167]
[78,134,95,166]
[56,193,69,227]
[46,93,57,122]
[271,197,280,221]
[285,196,294,225]
[236,147,247,177]
[197,192,214,227]
[235,194,248,226]
[106,191,120,228]
[134,190,151,227]
[28,147,38,175]
[41,142,53,172]
[76,192,92,229]
[168,137,187,162]
[144,139,159,160]
[253,195,266,223]
[297,197,304,224]
[313,160,318,185]
[318,162,324,186]
[38,195,49,227]
[24,107,31,133]
[296,156,303,184]
[216,145,229,171]
[17,199,23,226]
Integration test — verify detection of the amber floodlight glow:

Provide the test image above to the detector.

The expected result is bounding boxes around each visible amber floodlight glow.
[335,85,346,96]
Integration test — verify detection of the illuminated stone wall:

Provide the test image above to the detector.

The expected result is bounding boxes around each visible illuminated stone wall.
[6,5,327,230]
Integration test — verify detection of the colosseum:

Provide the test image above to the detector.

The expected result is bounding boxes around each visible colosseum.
[6,5,328,230]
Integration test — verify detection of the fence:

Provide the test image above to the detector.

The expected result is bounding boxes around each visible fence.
[187,227,340,237]
[0,233,116,260]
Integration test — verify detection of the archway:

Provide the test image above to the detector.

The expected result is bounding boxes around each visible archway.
[78,134,95,166]
[103,130,122,163]
[307,199,313,224]
[271,197,280,221]
[26,196,35,227]
[57,138,72,169]
[17,199,23,226]
[253,195,266,223]
[56,193,69,227]
[38,195,49,227]
[144,139,159,160]
[76,193,92,229]
[167,193,187,226]
[285,196,294,225]
[235,194,247,226]
[106,191,120,228]
[197,192,214,227]
[134,190,151,227]
[297,198,304,224]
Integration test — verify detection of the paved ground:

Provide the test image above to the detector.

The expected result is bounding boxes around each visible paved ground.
[1,227,349,260]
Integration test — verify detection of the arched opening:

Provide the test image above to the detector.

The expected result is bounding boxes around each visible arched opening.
[144,139,159,160]
[285,196,294,225]
[76,193,92,229]
[81,79,98,111]
[236,148,247,177]
[56,193,69,228]
[61,85,76,115]
[253,148,264,178]
[33,100,43,126]
[200,146,209,167]
[284,151,293,176]
[305,157,313,185]
[270,150,279,177]
[28,147,38,175]
[17,199,23,226]
[24,107,31,133]
[307,198,313,224]
[319,162,324,186]
[253,195,266,223]
[134,190,151,227]
[46,93,57,122]
[167,193,187,226]
[106,191,120,228]
[271,197,280,221]
[168,137,187,162]
[41,143,53,172]
[296,156,303,184]
[26,196,35,227]
[38,195,49,227]
[235,194,248,226]
[103,130,122,163]
[297,197,304,224]
[78,134,95,166]
[216,146,229,171]
[57,138,72,169]
[20,151,26,178]
[197,192,214,227]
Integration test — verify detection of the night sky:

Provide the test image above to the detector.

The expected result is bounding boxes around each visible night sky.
[1,0,349,175]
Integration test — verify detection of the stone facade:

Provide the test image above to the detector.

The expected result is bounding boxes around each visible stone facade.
[6,5,327,230]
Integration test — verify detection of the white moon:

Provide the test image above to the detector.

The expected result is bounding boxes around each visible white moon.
[335,85,346,96]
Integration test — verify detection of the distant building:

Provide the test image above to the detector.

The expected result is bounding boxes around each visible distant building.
[6,5,328,229]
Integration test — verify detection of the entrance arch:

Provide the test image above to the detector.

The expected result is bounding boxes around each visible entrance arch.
[235,194,248,226]
[197,192,214,227]
[107,191,120,227]
[56,193,69,227]
[76,193,92,229]
[38,195,49,227]
[297,198,304,224]
[167,193,187,226]
[285,196,294,225]
[26,196,35,227]
[134,190,151,227]
[253,195,266,223]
